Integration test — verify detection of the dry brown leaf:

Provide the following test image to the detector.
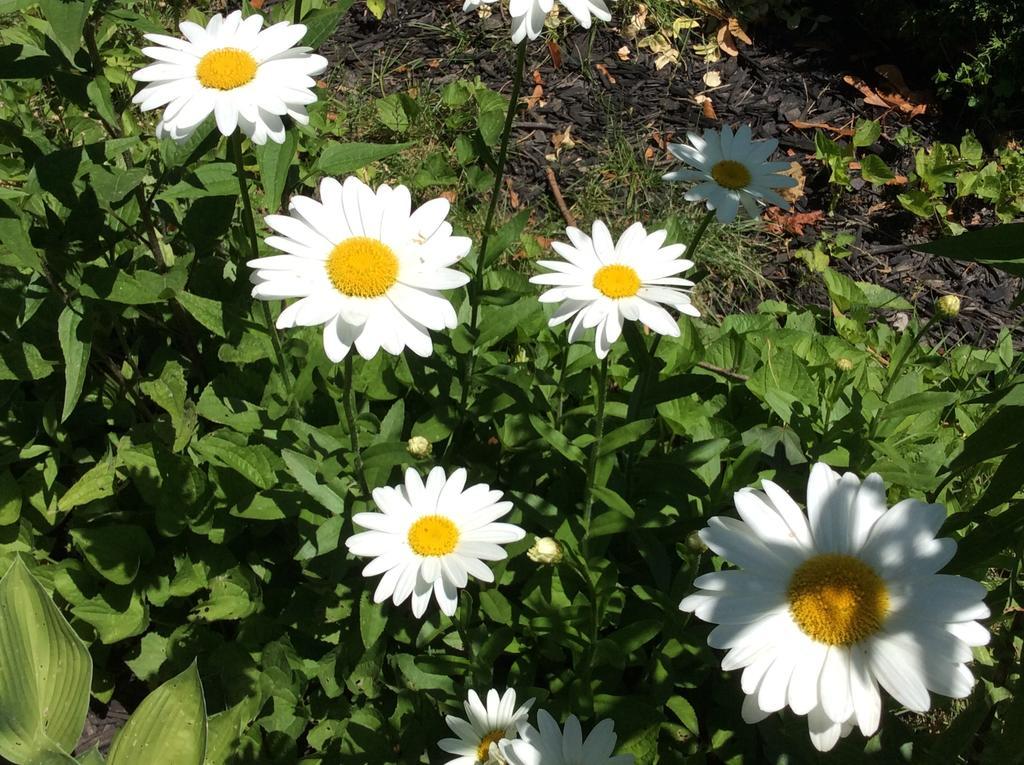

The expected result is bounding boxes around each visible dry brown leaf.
[727,17,752,45]
[716,24,739,57]
[551,126,575,157]
[249,0,264,8]
[617,46,631,61]
[525,70,544,110]
[547,40,563,69]
[440,190,458,204]
[427,59,441,69]
[638,32,679,69]
[789,119,855,137]
[780,161,805,205]
[695,93,717,119]
[702,70,722,88]
[505,178,520,210]
[624,4,648,40]
[762,208,824,236]
[644,146,656,160]
[595,63,617,84]
[843,74,928,117]
[650,129,666,150]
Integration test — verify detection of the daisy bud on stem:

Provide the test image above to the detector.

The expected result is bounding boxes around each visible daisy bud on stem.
[527,536,563,565]
[406,436,432,459]
[936,294,961,320]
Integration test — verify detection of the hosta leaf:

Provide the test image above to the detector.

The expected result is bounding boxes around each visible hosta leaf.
[0,558,91,763]
[107,662,207,765]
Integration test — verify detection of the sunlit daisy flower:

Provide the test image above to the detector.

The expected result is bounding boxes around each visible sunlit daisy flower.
[498,711,633,765]
[345,467,525,618]
[439,689,535,765]
[248,176,471,362]
[662,125,797,223]
[680,463,990,752]
[530,220,700,359]
[132,10,327,144]
[509,0,611,43]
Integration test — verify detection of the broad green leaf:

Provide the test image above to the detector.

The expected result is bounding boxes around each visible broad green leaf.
[852,118,881,148]
[0,470,21,525]
[358,591,388,649]
[193,434,276,489]
[300,0,355,48]
[89,167,148,205]
[916,223,1024,276]
[176,292,226,338]
[141,361,197,452]
[57,302,92,422]
[859,153,895,184]
[70,525,154,585]
[0,558,92,763]
[255,130,297,213]
[59,457,116,513]
[107,663,207,765]
[77,749,106,765]
[71,588,148,644]
[282,450,343,513]
[38,0,93,60]
[204,702,249,765]
[314,142,413,176]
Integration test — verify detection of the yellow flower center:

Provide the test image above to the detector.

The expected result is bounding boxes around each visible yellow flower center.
[592,264,641,299]
[195,48,258,91]
[325,236,399,298]
[787,554,889,646]
[407,515,459,557]
[710,159,752,190]
[475,729,505,762]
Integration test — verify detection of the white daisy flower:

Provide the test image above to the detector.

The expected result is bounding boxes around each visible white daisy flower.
[439,688,535,765]
[508,0,611,43]
[530,220,700,359]
[345,467,525,618]
[662,124,798,223]
[132,11,327,145]
[681,463,990,752]
[248,176,471,362]
[498,711,633,765]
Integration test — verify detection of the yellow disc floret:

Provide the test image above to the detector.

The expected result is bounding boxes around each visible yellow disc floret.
[326,236,399,298]
[710,159,752,190]
[407,514,460,557]
[196,48,258,91]
[475,730,505,763]
[592,264,641,299]
[787,554,889,646]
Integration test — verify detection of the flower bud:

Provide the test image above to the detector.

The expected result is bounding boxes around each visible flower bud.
[527,536,563,565]
[936,294,961,320]
[406,436,432,459]
[836,357,853,373]
[685,530,707,553]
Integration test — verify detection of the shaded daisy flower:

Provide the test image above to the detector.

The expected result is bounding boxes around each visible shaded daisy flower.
[249,176,470,362]
[681,463,990,751]
[499,711,633,765]
[132,10,327,144]
[531,220,699,358]
[346,467,525,618]
[439,688,534,765]
[662,125,797,223]
[508,0,611,43]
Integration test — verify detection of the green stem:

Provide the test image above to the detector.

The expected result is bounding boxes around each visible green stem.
[468,39,527,332]
[580,355,610,560]
[230,131,296,415]
[342,354,371,499]
[293,0,303,23]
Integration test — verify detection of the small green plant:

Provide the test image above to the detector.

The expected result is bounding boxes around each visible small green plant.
[814,119,894,209]
[793,229,854,273]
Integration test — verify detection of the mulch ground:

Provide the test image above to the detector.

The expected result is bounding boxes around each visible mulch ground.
[316,0,1022,348]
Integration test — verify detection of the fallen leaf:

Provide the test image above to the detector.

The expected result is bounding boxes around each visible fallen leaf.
[644,146,655,160]
[440,190,458,204]
[505,178,520,210]
[617,46,631,61]
[843,74,928,117]
[427,59,441,69]
[728,17,752,45]
[692,40,721,63]
[249,0,264,8]
[762,207,824,236]
[595,63,617,84]
[639,33,680,70]
[702,70,722,88]
[716,24,739,56]
[552,126,575,157]
[624,4,648,40]
[695,93,717,119]
[673,15,700,33]
[780,161,805,204]
[789,119,855,137]
[650,129,666,150]
[547,40,562,68]
[525,70,544,110]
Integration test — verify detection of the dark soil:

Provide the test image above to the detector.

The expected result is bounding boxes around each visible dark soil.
[318,0,1022,348]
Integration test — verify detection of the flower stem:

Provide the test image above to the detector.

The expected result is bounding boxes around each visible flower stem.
[468,38,527,332]
[580,354,610,560]
[342,354,371,499]
[230,131,296,415]
[293,0,303,23]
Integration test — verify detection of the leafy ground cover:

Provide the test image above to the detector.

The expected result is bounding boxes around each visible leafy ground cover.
[0,0,1022,763]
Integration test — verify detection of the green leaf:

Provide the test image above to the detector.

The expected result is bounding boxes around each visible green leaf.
[204,702,249,765]
[0,558,92,764]
[282,450,343,513]
[176,292,226,338]
[859,153,895,184]
[915,223,1024,276]
[70,525,154,586]
[89,167,148,205]
[314,142,413,176]
[358,591,388,650]
[57,302,92,422]
[140,361,197,452]
[301,0,355,48]
[38,0,93,60]
[852,118,881,148]
[107,662,207,765]
[376,93,410,133]
[59,457,116,513]
[77,749,106,765]
[193,434,276,490]
[0,470,21,526]
[255,130,297,213]
[86,76,118,128]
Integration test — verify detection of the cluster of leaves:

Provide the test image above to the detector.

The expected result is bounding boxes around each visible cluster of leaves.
[0,0,1022,763]
[815,123,1024,233]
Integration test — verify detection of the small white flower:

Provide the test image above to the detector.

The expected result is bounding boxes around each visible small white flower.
[345,467,525,618]
[132,10,327,144]
[439,689,535,765]
[531,220,699,359]
[662,124,797,223]
[681,463,990,752]
[508,0,610,43]
[249,176,471,363]
[499,711,633,765]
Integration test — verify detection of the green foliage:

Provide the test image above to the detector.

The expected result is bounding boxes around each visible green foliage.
[0,0,1020,762]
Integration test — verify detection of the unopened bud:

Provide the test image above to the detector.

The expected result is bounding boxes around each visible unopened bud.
[527,536,563,565]
[685,530,707,553]
[836,357,853,373]
[406,436,432,459]
[936,295,961,320]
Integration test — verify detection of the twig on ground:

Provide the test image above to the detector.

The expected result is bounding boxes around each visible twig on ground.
[546,166,577,227]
